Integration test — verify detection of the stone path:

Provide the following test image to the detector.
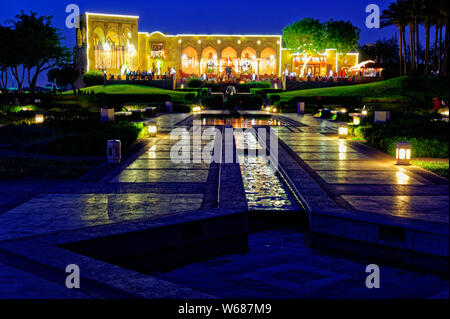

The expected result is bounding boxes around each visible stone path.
[277,114,449,225]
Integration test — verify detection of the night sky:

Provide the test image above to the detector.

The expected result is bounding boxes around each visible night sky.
[1,0,396,86]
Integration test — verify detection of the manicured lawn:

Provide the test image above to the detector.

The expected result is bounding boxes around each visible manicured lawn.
[412,160,449,179]
[65,84,188,102]
[279,76,449,102]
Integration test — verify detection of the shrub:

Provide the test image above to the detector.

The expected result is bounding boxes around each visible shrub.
[380,137,448,158]
[187,77,203,88]
[268,94,280,103]
[349,113,449,158]
[199,88,209,96]
[184,93,197,101]
[24,120,144,156]
[83,71,104,87]
[199,95,223,108]
[227,94,263,109]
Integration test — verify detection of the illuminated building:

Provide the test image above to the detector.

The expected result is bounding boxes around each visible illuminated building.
[74,12,358,78]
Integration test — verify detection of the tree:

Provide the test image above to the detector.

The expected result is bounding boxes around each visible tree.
[9,11,71,93]
[325,20,361,75]
[0,26,13,92]
[381,1,409,75]
[48,63,79,91]
[360,38,399,78]
[282,18,327,77]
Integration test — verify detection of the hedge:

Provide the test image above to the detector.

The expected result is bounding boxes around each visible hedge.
[187,78,203,88]
[227,94,263,109]
[350,113,449,158]
[24,120,144,156]
[83,71,104,87]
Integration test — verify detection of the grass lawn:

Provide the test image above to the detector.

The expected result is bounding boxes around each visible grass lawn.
[412,160,449,179]
[64,84,188,102]
[279,76,449,102]
[0,156,101,180]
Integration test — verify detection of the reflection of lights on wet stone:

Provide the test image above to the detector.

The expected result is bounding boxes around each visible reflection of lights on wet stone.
[234,131,299,211]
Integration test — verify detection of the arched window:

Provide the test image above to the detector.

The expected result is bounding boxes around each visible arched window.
[181,46,198,75]
[240,47,257,74]
[201,46,218,74]
[221,47,238,70]
[260,47,276,75]
[106,30,119,46]
[92,27,105,46]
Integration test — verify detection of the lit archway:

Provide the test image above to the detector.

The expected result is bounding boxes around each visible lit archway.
[221,47,238,72]
[106,30,119,46]
[201,46,218,75]
[181,46,198,75]
[260,47,276,75]
[92,27,105,45]
[240,47,257,75]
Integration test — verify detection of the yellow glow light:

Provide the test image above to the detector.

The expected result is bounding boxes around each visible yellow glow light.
[353,116,361,125]
[396,171,410,184]
[396,142,412,165]
[35,114,44,124]
[148,122,157,137]
[85,12,139,19]
[338,125,348,139]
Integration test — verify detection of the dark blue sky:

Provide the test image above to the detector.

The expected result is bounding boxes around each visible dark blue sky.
[2,0,396,47]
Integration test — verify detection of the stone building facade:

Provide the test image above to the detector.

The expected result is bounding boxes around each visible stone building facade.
[75,13,358,79]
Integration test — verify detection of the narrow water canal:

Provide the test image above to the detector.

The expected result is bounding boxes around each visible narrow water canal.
[234,130,300,211]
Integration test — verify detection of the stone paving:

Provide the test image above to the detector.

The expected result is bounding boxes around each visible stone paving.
[276,114,449,225]
[0,114,211,243]
[0,111,447,298]
[155,228,448,299]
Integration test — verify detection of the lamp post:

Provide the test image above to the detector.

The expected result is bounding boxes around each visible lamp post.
[35,114,44,124]
[338,124,348,139]
[148,121,157,137]
[396,142,412,165]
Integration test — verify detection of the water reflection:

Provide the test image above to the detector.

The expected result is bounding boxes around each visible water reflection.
[201,116,287,129]
[235,131,299,211]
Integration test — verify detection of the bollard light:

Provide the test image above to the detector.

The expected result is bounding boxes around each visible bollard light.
[35,114,44,124]
[353,116,361,125]
[338,124,348,139]
[107,140,121,164]
[148,121,157,137]
[396,142,412,165]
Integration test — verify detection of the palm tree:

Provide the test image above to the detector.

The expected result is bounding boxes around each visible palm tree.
[440,1,449,75]
[382,1,409,75]
[422,0,434,74]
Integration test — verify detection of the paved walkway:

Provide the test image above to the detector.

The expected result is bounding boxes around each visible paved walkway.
[0,113,223,243]
[277,114,449,225]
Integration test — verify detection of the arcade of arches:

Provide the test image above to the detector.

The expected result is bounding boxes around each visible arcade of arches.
[75,12,358,79]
